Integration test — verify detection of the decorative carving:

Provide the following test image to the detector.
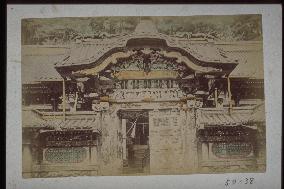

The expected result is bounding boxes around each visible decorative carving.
[111,49,188,74]
[198,127,256,142]
[44,147,87,163]
[187,99,203,108]
[40,130,99,147]
[118,110,148,120]
[212,142,253,158]
[110,88,185,102]
[92,102,110,111]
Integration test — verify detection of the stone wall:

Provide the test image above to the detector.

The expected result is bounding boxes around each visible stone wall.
[23,145,100,178]
[99,104,123,175]
[183,108,199,173]
[255,122,266,172]
[197,125,265,173]
[22,120,102,178]
[149,107,198,174]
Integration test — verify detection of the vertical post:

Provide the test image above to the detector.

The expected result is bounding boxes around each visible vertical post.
[62,78,66,121]
[73,92,78,112]
[227,76,232,114]
[214,88,218,108]
[201,143,209,161]
[122,119,127,160]
[208,143,214,159]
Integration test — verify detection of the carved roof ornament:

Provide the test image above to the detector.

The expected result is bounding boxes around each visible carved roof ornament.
[55,18,238,79]
[72,47,220,79]
[141,48,152,55]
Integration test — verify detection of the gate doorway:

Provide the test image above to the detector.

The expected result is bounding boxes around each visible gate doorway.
[120,110,150,174]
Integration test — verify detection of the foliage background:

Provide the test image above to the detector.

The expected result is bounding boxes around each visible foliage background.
[22,15,262,45]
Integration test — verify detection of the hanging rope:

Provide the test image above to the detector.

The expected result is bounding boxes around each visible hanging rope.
[126,116,138,135]
[126,112,145,135]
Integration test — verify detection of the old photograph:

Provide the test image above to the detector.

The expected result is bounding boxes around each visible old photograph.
[22,15,266,178]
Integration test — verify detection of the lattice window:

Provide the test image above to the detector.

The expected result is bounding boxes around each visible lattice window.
[44,147,87,163]
[212,142,253,159]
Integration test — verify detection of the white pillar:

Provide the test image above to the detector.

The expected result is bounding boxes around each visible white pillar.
[90,146,98,164]
[208,143,214,159]
[62,78,66,121]
[201,143,209,161]
[122,119,127,160]
[22,144,33,174]
[214,88,218,108]
[227,76,232,114]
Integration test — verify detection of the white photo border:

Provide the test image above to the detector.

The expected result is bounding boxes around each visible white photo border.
[7,4,282,189]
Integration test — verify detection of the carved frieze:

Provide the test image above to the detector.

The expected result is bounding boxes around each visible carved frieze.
[92,102,110,111]
[111,49,188,74]
[44,147,87,163]
[110,88,185,102]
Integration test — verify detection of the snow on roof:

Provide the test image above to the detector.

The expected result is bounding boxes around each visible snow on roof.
[22,20,264,81]
[22,46,68,84]
[216,42,264,79]
[54,35,238,68]
[52,19,238,68]
[22,109,46,128]
[23,40,264,82]
[22,55,65,84]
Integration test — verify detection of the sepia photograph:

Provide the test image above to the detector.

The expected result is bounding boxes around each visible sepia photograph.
[21,15,266,178]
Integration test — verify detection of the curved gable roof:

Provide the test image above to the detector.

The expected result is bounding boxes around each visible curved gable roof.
[54,33,239,68]
[54,19,238,72]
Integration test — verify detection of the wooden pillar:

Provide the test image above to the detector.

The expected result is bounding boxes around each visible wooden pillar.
[62,78,66,121]
[227,76,232,114]
[73,92,78,112]
[214,88,218,108]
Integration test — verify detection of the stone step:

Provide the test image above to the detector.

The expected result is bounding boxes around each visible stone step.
[131,160,143,164]
[123,167,144,174]
[134,150,147,154]
[129,146,149,170]
[132,162,143,166]
[130,159,144,164]
[133,154,146,158]
[132,157,144,160]
[132,145,148,150]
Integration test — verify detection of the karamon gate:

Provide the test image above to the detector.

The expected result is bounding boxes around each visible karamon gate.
[54,36,241,174]
[22,19,265,177]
